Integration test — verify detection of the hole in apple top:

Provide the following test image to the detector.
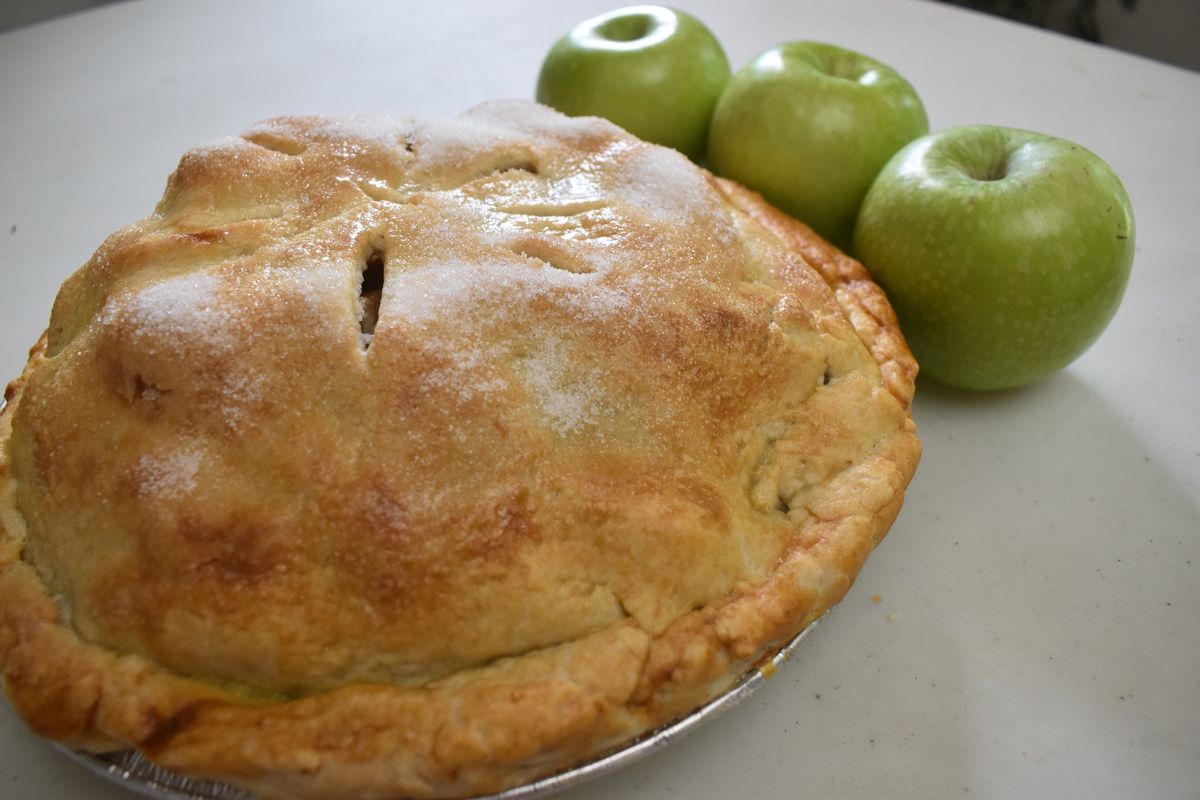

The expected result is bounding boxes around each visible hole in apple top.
[962,153,1011,182]
[585,7,675,48]
[819,51,872,83]
[948,136,1036,183]
[597,13,654,41]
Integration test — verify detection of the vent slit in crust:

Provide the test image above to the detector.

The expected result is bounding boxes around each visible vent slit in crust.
[243,131,307,156]
[358,245,386,347]
[512,239,594,275]
[498,159,538,175]
[129,373,168,407]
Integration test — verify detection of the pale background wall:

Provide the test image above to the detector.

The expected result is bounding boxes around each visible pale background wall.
[1,0,1195,73]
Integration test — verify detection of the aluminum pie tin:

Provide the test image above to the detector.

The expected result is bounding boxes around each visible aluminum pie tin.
[57,613,825,800]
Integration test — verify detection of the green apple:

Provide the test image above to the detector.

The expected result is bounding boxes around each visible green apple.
[853,125,1135,391]
[535,5,730,162]
[707,41,928,250]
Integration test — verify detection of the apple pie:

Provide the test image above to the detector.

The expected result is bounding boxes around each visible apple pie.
[0,100,919,799]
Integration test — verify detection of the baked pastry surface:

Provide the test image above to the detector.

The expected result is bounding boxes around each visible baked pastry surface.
[0,100,919,799]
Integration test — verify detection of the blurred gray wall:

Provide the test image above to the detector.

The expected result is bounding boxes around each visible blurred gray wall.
[1094,0,1197,72]
[0,0,125,32]
[936,0,1199,72]
[1,0,1195,73]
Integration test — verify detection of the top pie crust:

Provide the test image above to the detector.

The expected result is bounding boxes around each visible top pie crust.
[0,101,919,799]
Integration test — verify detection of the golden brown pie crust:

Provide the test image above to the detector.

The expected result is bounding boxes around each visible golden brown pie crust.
[0,101,919,799]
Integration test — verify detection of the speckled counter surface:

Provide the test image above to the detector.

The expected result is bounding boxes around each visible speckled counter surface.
[1,1,1197,798]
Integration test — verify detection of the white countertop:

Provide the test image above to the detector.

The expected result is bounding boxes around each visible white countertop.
[1,1,1198,798]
